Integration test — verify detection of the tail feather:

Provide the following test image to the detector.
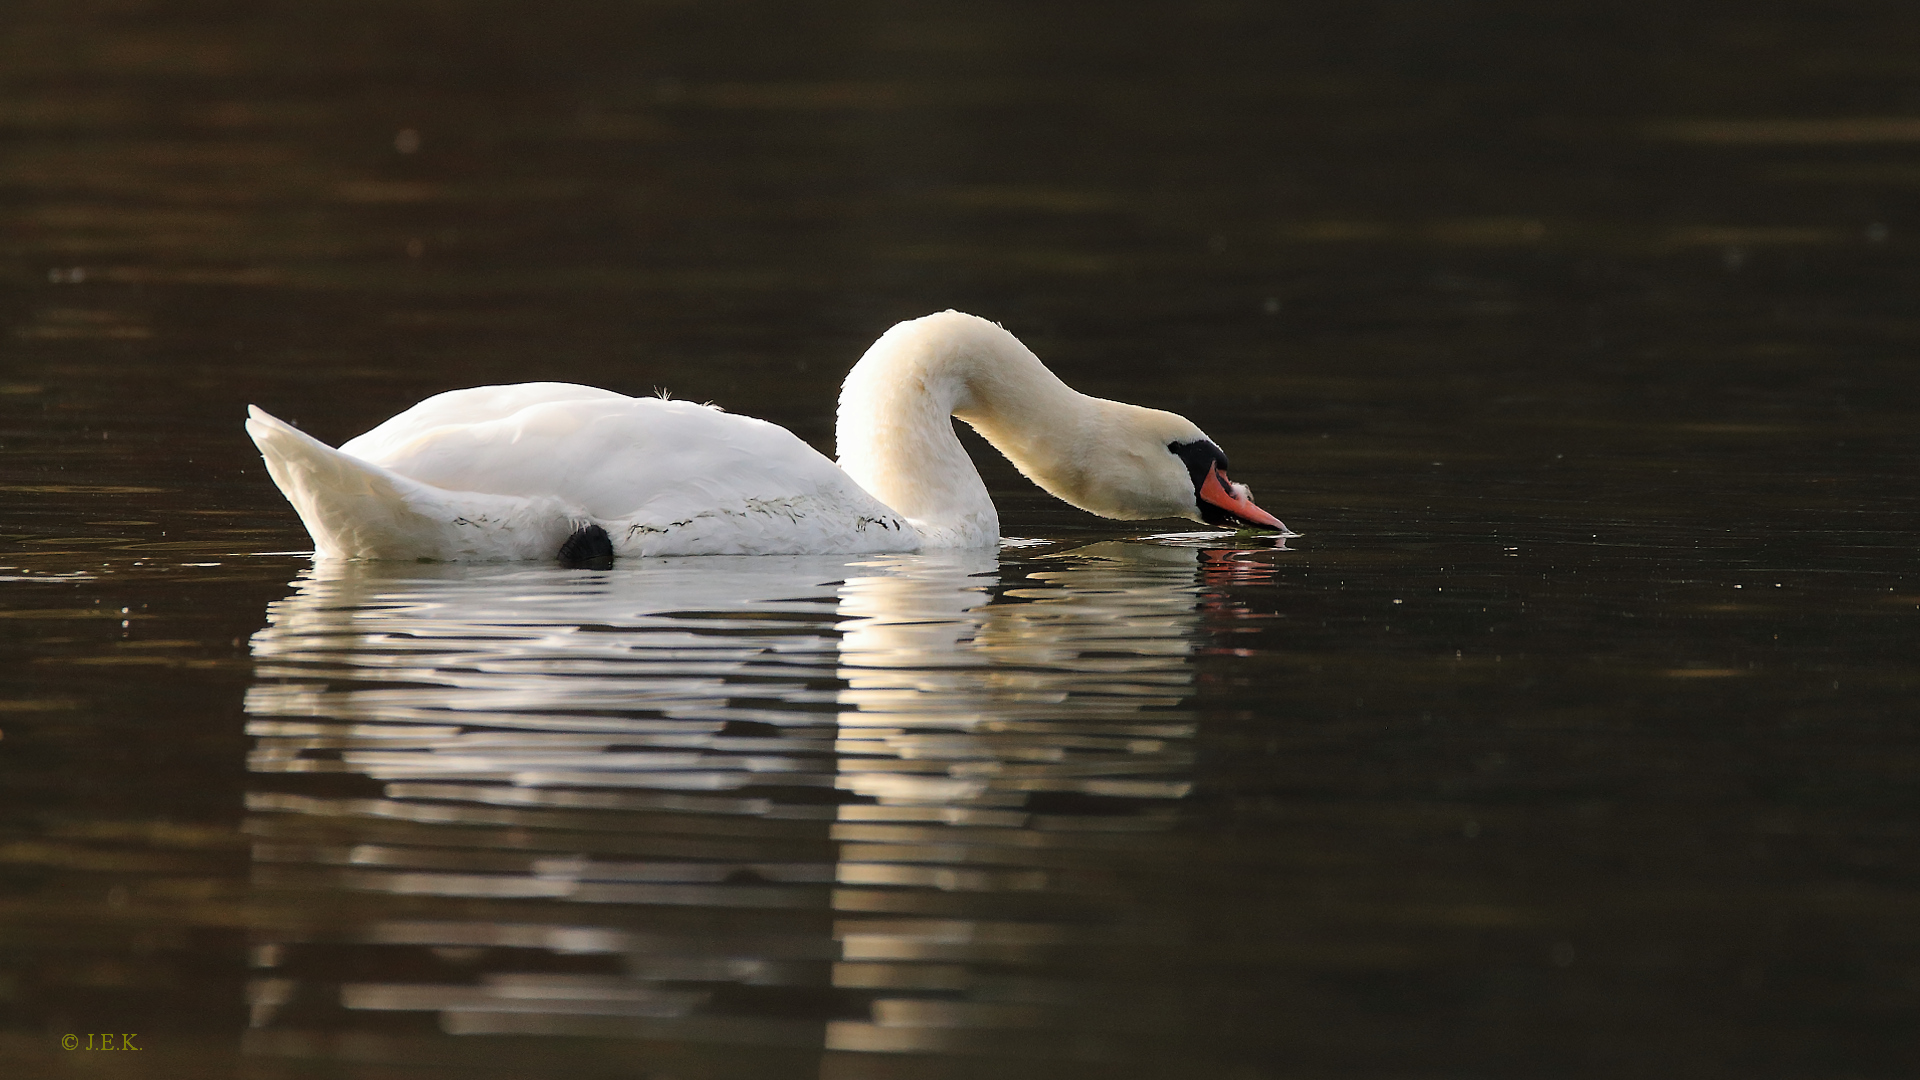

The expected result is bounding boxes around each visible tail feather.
[246,406,438,558]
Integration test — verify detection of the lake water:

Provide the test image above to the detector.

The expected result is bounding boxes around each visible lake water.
[2,2,1917,1077]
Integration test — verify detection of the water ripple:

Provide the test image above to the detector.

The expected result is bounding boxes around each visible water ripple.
[243,543,1224,1069]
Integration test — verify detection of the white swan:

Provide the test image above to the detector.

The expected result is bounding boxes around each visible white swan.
[245,310,1287,561]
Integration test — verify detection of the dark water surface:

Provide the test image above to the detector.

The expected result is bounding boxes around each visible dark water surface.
[3,2,1918,1077]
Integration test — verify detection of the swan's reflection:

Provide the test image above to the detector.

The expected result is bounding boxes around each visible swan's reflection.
[242,542,1238,1070]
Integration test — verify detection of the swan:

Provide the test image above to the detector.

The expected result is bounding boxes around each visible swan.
[245,310,1287,561]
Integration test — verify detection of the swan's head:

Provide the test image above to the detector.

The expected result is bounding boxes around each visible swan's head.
[1035,402,1289,532]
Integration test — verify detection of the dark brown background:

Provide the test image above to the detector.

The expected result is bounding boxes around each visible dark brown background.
[2,2,1917,1077]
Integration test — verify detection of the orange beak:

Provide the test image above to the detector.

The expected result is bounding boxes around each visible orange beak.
[1198,462,1287,532]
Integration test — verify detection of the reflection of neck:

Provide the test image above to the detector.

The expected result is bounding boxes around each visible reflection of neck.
[835,313,1099,548]
[834,545,1206,708]
[834,553,997,677]
[832,545,1208,810]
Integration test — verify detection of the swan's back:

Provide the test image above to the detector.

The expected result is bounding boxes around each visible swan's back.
[252,383,916,560]
[342,384,835,521]
[341,382,632,461]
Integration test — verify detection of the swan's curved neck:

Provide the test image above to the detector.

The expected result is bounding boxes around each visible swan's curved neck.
[836,312,1095,547]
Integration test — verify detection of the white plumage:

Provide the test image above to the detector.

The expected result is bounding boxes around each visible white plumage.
[247,310,1284,561]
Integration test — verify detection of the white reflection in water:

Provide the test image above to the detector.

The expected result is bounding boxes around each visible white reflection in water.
[242,542,1234,1068]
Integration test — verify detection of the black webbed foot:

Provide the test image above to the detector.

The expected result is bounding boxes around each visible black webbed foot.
[558,523,615,569]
